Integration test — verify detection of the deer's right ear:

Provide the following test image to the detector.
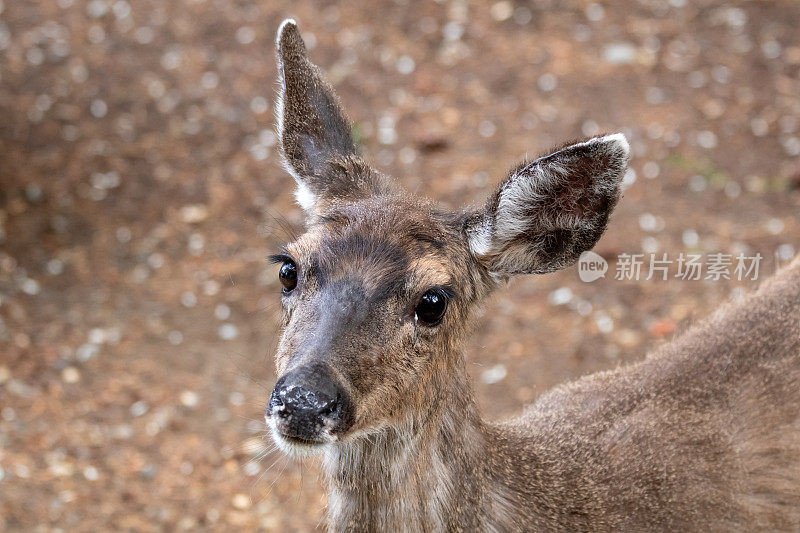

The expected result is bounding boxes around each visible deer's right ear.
[464,134,629,280]
[275,20,388,215]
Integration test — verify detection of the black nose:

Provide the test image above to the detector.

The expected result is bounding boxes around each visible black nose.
[267,364,352,442]
[271,382,340,419]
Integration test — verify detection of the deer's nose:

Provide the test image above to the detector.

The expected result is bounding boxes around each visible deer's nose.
[271,383,340,419]
[267,364,352,443]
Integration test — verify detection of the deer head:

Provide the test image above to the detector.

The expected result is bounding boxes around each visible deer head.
[265,20,629,457]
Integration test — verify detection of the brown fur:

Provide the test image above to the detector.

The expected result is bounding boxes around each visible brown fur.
[265,20,800,532]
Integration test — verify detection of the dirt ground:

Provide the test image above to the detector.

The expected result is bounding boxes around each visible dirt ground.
[1,0,799,530]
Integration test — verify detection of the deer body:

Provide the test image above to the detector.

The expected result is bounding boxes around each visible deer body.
[321,255,800,532]
[264,20,800,531]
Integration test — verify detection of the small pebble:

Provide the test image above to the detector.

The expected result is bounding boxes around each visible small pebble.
[689,175,707,192]
[90,99,107,118]
[203,280,220,296]
[147,253,164,269]
[585,3,604,21]
[595,311,614,333]
[766,218,785,235]
[548,287,573,306]
[214,304,231,320]
[76,343,99,361]
[180,292,197,308]
[490,1,513,21]
[643,162,660,179]
[62,367,81,383]
[639,213,658,232]
[20,278,41,295]
[180,204,208,223]
[537,73,557,92]
[250,96,268,114]
[783,137,800,156]
[168,330,183,345]
[243,461,260,476]
[180,390,199,408]
[83,466,99,481]
[116,227,132,243]
[218,324,238,340]
[442,21,463,41]
[480,364,507,384]
[397,56,415,74]
[682,229,699,247]
[229,392,244,406]
[88,328,106,344]
[603,43,636,65]
[478,120,496,138]
[776,244,795,261]
[696,131,717,149]
[46,259,64,275]
[232,493,251,510]
[130,400,148,417]
[236,26,255,45]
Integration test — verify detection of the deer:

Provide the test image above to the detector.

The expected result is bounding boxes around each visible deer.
[263,19,800,532]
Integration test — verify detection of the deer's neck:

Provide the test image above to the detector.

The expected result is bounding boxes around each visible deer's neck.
[322,370,503,531]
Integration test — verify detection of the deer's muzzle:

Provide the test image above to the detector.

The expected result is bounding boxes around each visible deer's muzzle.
[267,363,354,445]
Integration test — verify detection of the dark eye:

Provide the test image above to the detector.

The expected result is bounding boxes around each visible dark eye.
[279,261,298,292]
[414,289,448,326]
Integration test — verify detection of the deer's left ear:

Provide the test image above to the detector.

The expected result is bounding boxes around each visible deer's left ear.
[465,134,629,278]
[275,19,390,215]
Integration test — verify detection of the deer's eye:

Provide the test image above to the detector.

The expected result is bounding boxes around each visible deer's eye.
[279,261,298,292]
[414,289,448,326]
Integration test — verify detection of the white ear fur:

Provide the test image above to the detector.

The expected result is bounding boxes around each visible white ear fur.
[274,19,295,142]
[466,218,493,257]
[274,19,319,212]
[294,181,316,211]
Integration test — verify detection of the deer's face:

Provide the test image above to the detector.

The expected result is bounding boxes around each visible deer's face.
[267,198,482,455]
[265,20,629,457]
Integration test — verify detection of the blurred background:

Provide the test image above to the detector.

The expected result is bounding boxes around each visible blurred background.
[1,0,798,530]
